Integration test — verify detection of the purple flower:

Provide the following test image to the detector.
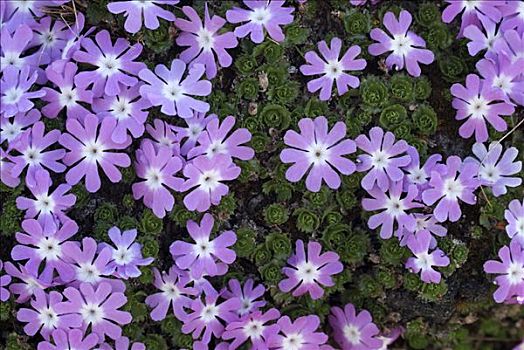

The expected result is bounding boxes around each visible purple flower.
[92,84,151,143]
[30,16,72,66]
[300,37,366,100]
[441,0,501,37]
[226,1,294,44]
[138,59,211,118]
[59,114,132,193]
[355,127,411,192]
[132,140,183,218]
[505,199,524,248]
[74,30,145,97]
[0,260,12,302]
[170,213,236,278]
[175,5,238,79]
[222,278,266,317]
[10,121,66,185]
[181,154,241,212]
[17,288,81,339]
[3,261,50,303]
[1,109,41,145]
[60,13,94,62]
[329,303,383,350]
[37,329,99,350]
[62,237,125,292]
[500,1,524,33]
[41,61,94,120]
[376,327,404,350]
[0,24,37,73]
[61,282,132,341]
[0,148,20,188]
[107,1,178,34]
[494,29,524,65]
[223,308,281,350]
[405,230,450,284]
[188,115,254,161]
[362,181,421,240]
[268,315,328,349]
[98,336,146,350]
[465,142,522,197]
[463,14,502,56]
[101,226,154,279]
[350,0,381,5]
[280,116,356,192]
[397,213,448,249]
[451,74,515,143]
[483,239,524,303]
[181,290,241,344]
[173,112,218,156]
[278,240,343,300]
[476,54,524,106]
[2,1,59,31]
[146,118,180,153]
[145,266,197,321]
[369,10,434,77]
[16,170,76,234]
[1,66,45,118]
[11,219,77,283]
[422,156,479,223]
[403,146,442,198]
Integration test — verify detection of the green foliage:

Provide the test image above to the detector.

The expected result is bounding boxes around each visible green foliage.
[439,55,468,82]
[265,232,292,259]
[344,9,371,35]
[263,203,289,226]
[380,239,410,266]
[294,208,320,233]
[254,243,272,266]
[412,104,438,134]
[390,74,414,102]
[260,260,283,285]
[235,54,258,75]
[94,202,118,223]
[234,227,257,258]
[284,24,310,46]
[138,209,163,235]
[259,104,291,130]
[419,280,448,301]
[414,76,432,100]
[379,104,408,129]
[425,23,452,51]
[268,82,300,105]
[360,77,389,109]
[416,3,440,27]
[237,78,259,100]
[143,22,173,54]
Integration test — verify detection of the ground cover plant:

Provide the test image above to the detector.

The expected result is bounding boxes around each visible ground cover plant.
[0,0,523,349]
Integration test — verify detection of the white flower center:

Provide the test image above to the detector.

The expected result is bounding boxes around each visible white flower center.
[38,306,59,329]
[467,96,489,119]
[59,86,78,108]
[307,143,330,165]
[161,282,180,300]
[113,246,134,265]
[239,297,252,315]
[77,263,101,284]
[135,0,152,8]
[408,167,427,185]
[464,0,480,11]
[516,218,524,236]
[3,87,23,104]
[244,320,264,339]
[507,261,524,285]
[492,74,513,94]
[415,252,435,271]
[198,169,220,192]
[110,97,132,120]
[371,150,390,169]
[196,28,215,51]
[187,124,203,140]
[442,178,464,201]
[23,147,43,165]
[194,238,214,258]
[385,195,405,217]
[145,167,164,190]
[282,333,305,350]
[80,303,104,325]
[1,52,24,70]
[97,54,121,77]
[249,7,271,25]
[479,163,500,184]
[1,121,22,142]
[295,261,320,284]
[206,140,227,157]
[415,217,429,231]
[162,82,185,101]
[391,34,413,57]
[82,140,105,163]
[35,193,55,215]
[343,324,362,345]
[200,303,219,323]
[324,59,343,79]
[40,30,56,47]
[36,236,61,261]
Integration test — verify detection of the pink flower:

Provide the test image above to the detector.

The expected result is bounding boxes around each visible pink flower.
[450,74,515,143]
[223,308,281,350]
[280,116,356,192]
[59,114,132,193]
[170,213,236,278]
[107,0,179,34]
[369,10,434,77]
[405,230,450,284]
[222,278,266,317]
[132,139,183,218]
[37,329,99,350]
[278,240,343,300]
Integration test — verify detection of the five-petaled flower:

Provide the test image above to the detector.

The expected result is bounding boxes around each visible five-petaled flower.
[405,230,450,284]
